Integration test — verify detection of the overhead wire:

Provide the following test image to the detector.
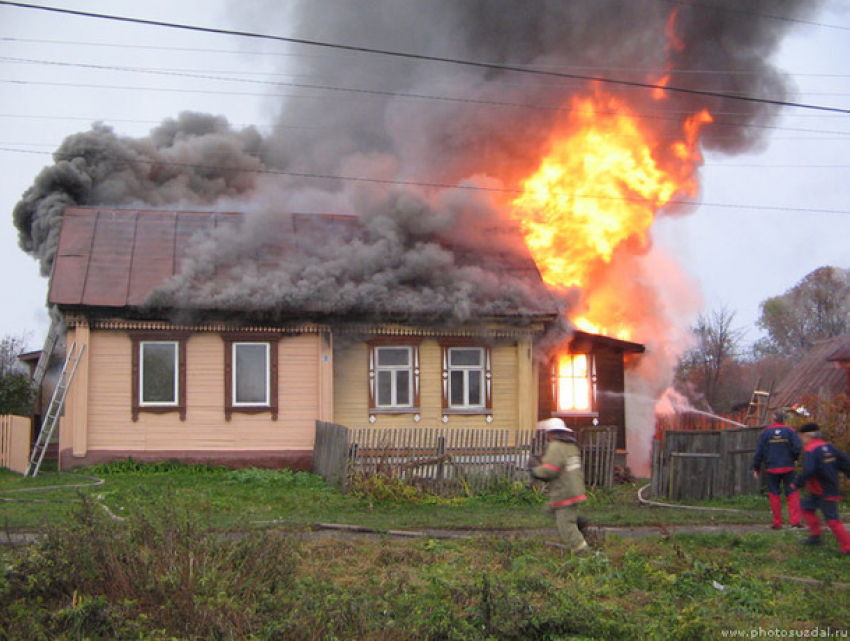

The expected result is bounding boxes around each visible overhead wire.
[0,1,849,115]
[2,56,849,141]
[0,1,847,217]
[0,146,847,215]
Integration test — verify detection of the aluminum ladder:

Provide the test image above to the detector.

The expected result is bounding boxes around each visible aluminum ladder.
[32,316,60,389]
[25,342,85,477]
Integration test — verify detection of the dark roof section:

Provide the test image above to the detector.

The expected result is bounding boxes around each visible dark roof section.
[49,207,557,320]
[770,333,850,409]
[827,339,850,363]
[571,330,645,354]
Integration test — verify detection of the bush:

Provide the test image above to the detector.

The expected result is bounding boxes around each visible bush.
[4,494,300,639]
[0,372,36,415]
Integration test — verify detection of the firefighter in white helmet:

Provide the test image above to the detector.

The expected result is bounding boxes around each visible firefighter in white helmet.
[529,418,589,554]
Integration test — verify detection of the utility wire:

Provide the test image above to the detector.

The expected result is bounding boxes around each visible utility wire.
[3,58,850,140]
[5,35,850,79]
[1,146,847,215]
[1,1,849,115]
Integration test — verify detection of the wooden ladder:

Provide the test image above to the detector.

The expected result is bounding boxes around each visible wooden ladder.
[25,342,85,478]
[743,378,773,426]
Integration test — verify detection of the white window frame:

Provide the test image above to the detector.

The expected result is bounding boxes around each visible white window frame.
[139,340,179,407]
[447,347,486,410]
[232,342,271,407]
[373,345,415,410]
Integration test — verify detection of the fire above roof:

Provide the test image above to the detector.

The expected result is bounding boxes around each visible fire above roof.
[48,207,558,323]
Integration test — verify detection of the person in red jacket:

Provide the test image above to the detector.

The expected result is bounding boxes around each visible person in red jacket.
[752,411,803,529]
[790,422,850,555]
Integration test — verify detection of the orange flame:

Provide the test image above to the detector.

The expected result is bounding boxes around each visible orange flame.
[511,89,711,340]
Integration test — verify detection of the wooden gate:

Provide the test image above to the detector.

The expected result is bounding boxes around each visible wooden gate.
[651,427,761,500]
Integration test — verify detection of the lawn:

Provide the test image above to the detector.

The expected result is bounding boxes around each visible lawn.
[1,463,848,639]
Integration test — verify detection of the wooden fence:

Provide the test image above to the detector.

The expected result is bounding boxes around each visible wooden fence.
[313,422,618,494]
[651,426,762,500]
[0,414,31,475]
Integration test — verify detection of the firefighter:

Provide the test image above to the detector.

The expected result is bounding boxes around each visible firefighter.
[529,418,589,555]
[752,410,803,529]
[790,422,850,555]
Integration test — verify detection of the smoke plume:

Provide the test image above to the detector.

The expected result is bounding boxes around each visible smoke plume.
[12,1,826,355]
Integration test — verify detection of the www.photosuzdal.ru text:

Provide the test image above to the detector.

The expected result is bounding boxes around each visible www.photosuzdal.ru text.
[722,628,848,639]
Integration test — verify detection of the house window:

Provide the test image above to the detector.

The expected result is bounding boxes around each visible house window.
[368,341,420,413]
[141,342,178,405]
[233,343,270,406]
[441,342,492,414]
[223,333,280,420]
[130,332,188,422]
[553,353,596,414]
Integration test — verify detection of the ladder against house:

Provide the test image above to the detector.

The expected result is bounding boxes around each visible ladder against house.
[743,378,773,426]
[32,317,60,389]
[25,342,85,478]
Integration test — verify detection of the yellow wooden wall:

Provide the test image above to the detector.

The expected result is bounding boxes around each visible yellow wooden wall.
[61,328,325,462]
[333,337,535,433]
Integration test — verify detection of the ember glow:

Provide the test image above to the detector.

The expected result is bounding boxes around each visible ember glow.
[511,89,712,340]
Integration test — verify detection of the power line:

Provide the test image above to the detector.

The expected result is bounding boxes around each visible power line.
[3,58,850,140]
[1,145,848,215]
[1,1,849,115]
[5,35,850,80]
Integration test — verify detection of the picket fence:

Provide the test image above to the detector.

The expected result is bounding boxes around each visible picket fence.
[313,421,617,495]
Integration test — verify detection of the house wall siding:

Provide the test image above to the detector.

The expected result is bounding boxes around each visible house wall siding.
[333,338,524,431]
[60,328,322,469]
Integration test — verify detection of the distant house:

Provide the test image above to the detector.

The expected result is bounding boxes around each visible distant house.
[46,207,644,471]
[770,333,850,411]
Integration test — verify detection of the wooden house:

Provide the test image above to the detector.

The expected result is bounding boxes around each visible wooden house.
[770,333,850,411]
[46,207,645,471]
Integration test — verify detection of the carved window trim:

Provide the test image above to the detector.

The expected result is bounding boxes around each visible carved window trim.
[130,331,189,422]
[222,332,280,421]
[439,339,492,416]
[368,338,421,415]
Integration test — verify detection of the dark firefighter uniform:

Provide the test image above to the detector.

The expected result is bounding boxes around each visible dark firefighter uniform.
[792,423,850,554]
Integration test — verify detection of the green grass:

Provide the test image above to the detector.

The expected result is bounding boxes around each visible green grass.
[1,463,773,532]
[1,462,848,639]
[1,493,847,640]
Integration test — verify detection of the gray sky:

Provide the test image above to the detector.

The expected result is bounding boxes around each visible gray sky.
[1,0,848,353]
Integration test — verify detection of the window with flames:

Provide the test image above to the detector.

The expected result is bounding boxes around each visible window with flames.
[553,352,597,415]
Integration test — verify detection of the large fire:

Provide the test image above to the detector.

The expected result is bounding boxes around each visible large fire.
[511,88,712,340]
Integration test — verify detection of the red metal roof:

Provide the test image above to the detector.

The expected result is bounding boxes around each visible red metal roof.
[49,208,241,307]
[49,207,556,318]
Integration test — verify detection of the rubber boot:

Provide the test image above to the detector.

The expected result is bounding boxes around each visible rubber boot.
[787,492,803,528]
[802,509,822,536]
[827,520,850,555]
[768,493,783,529]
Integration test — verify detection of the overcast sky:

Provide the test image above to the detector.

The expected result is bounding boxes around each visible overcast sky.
[1,0,848,353]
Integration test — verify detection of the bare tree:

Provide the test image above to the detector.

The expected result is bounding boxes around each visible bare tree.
[0,333,31,378]
[675,307,745,412]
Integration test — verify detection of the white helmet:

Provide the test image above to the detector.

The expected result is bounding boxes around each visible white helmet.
[536,417,573,434]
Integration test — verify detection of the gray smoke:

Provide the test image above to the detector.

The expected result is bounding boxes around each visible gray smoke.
[12,0,826,324]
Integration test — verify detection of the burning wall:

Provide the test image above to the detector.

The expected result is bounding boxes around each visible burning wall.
[11,0,826,474]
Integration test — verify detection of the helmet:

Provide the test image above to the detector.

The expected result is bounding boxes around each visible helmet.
[536,418,573,434]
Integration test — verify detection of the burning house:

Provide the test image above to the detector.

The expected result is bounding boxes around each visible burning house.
[12,1,822,476]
